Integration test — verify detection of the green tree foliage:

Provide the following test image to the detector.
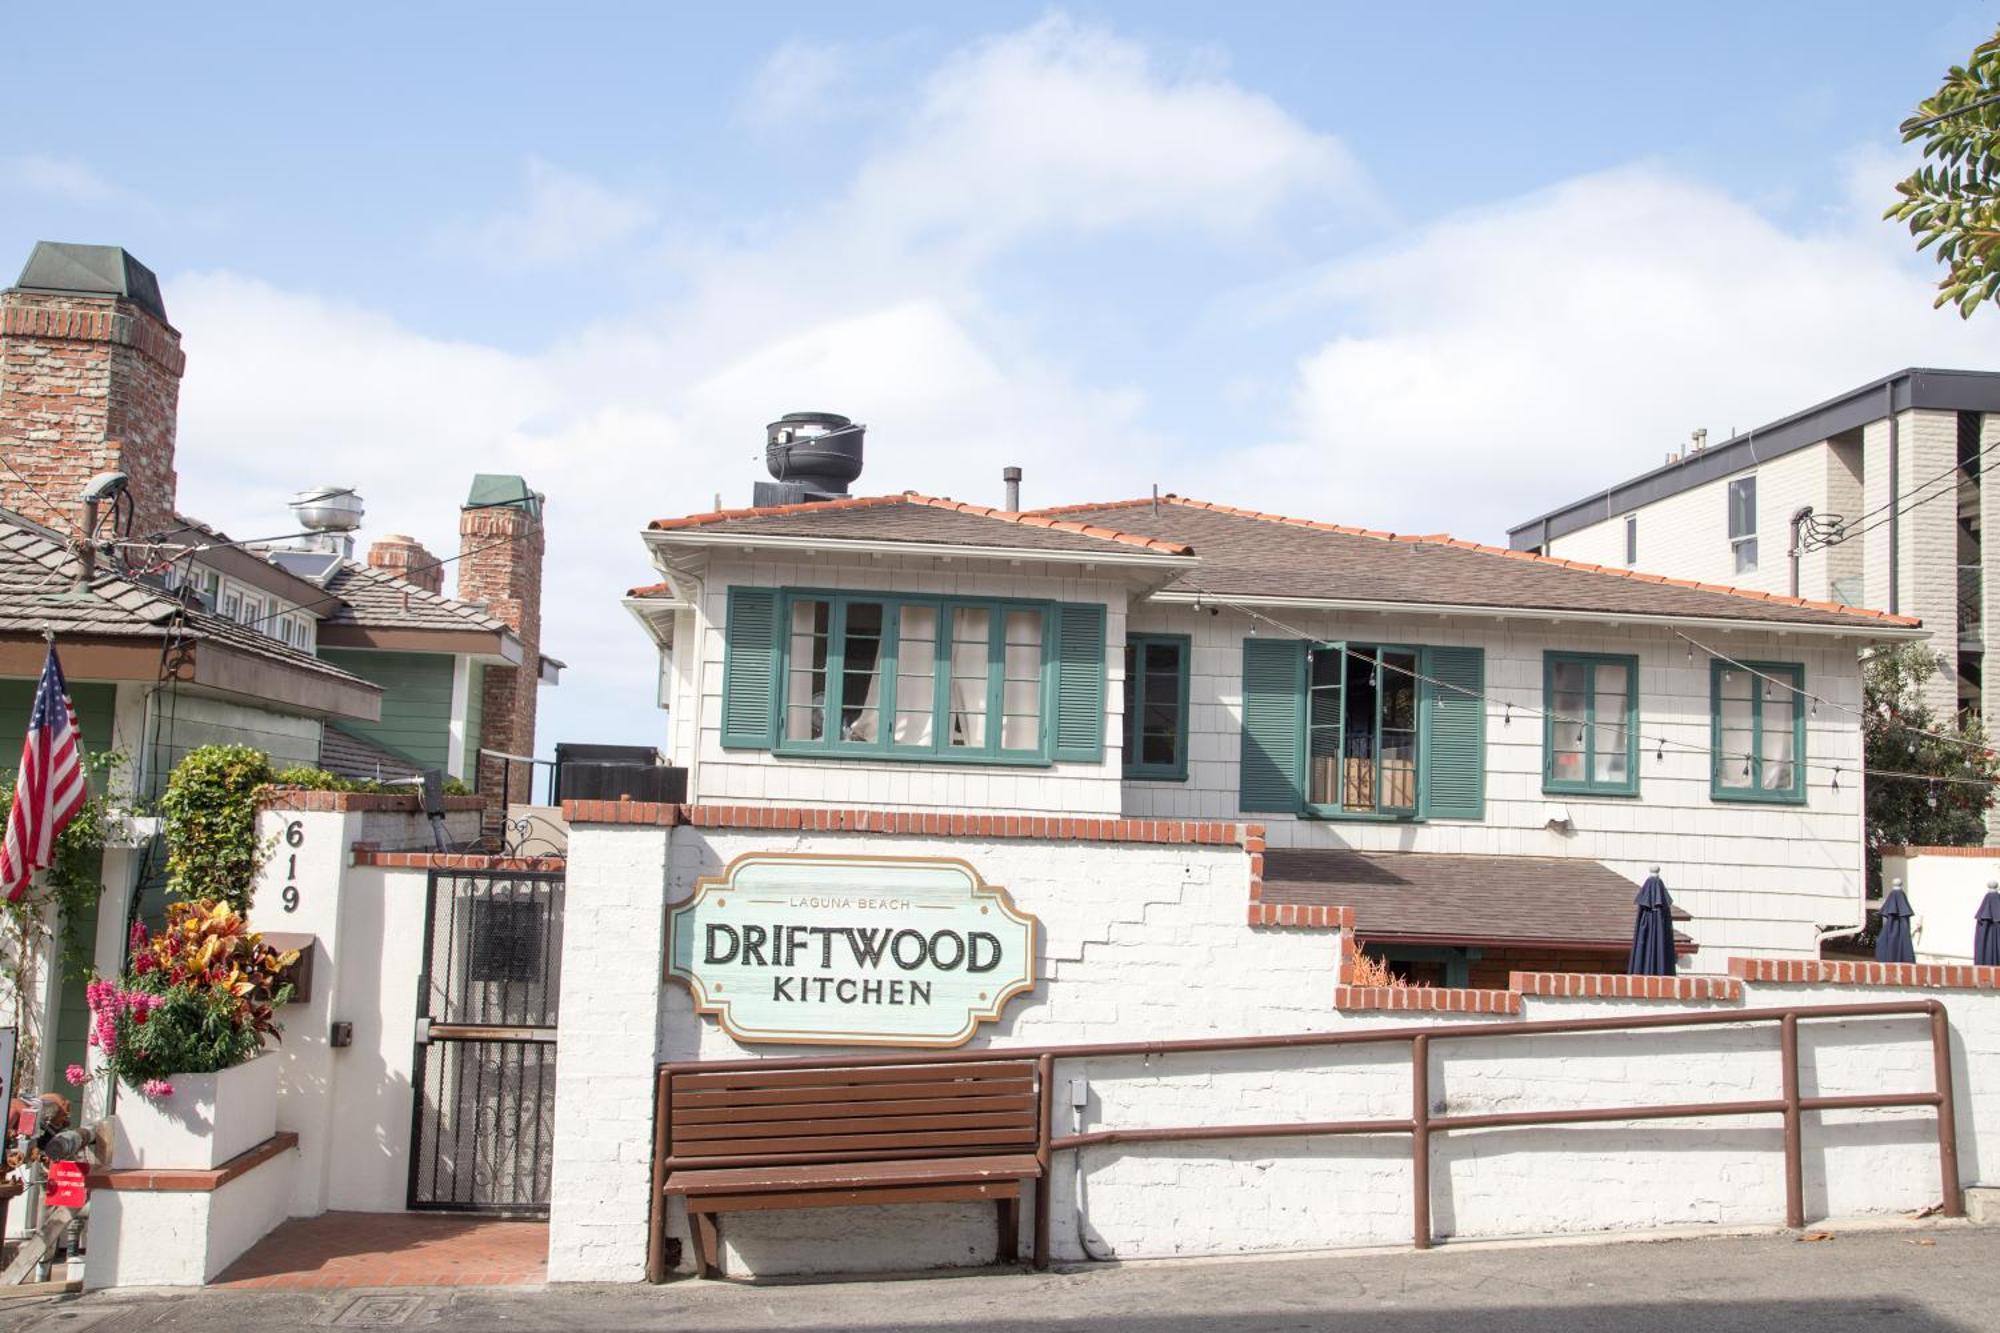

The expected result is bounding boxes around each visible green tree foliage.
[159,745,274,911]
[1863,645,1998,866]
[1889,27,2000,316]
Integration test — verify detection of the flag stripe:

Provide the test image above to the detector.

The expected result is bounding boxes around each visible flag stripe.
[1,645,88,900]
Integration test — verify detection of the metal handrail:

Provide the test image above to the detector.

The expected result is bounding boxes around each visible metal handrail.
[645,999,1962,1281]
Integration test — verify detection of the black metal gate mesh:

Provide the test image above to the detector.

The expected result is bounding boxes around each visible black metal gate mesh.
[408,868,565,1212]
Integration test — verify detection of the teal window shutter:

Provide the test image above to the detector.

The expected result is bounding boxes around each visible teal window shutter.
[720,586,780,749]
[1050,602,1107,762]
[1240,637,1305,813]
[1423,645,1485,819]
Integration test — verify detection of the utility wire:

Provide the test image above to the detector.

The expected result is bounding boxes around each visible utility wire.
[1800,438,1998,554]
[1184,581,1986,795]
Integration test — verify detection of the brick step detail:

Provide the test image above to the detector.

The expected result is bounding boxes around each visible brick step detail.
[88,1131,298,1193]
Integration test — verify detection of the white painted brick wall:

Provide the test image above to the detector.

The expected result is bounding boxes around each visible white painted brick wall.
[1124,608,1869,960]
[1547,444,1838,598]
[545,811,2000,1281]
[546,825,675,1283]
[1900,410,1962,719]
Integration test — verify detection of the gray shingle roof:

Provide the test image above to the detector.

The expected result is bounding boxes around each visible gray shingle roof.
[319,725,424,783]
[1037,498,1917,631]
[318,559,509,633]
[1261,848,1691,951]
[0,512,375,689]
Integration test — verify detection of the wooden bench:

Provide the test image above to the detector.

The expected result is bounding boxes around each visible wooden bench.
[661,1059,1044,1278]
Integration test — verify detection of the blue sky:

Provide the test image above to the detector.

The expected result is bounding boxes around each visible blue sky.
[6,3,2000,756]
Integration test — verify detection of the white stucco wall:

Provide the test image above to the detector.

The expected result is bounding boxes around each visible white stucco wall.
[1883,847,2000,964]
[86,1147,297,1288]
[1122,606,1872,961]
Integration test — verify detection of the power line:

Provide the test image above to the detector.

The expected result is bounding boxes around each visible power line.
[1800,437,1998,554]
[1185,582,1992,794]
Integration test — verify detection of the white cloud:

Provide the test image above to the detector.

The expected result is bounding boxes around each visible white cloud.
[1187,163,2000,542]
[740,40,853,130]
[846,15,1372,253]
[2,154,128,204]
[440,157,657,269]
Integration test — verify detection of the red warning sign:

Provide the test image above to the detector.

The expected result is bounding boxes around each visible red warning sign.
[45,1160,85,1209]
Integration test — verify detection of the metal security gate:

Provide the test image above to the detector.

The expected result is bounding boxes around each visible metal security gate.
[408,867,565,1213]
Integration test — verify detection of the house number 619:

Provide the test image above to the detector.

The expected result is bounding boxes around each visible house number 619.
[282,820,304,913]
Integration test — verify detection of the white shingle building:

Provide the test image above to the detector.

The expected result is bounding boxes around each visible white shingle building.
[627,442,1922,974]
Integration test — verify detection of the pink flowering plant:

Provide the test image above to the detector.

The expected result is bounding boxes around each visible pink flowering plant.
[86,900,297,1099]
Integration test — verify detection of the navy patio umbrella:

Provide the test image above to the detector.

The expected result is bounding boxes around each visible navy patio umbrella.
[1975,882,2000,967]
[1876,881,1916,965]
[1628,867,1676,977]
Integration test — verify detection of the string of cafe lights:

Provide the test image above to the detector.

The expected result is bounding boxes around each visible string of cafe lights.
[1181,581,1997,800]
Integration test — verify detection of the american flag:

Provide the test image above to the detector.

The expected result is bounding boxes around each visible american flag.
[0,645,87,901]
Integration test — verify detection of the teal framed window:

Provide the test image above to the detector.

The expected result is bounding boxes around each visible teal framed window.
[1123,634,1189,780]
[775,590,1054,765]
[1304,642,1422,819]
[1710,659,1806,804]
[1542,652,1640,797]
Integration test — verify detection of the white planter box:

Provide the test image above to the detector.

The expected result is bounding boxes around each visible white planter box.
[109,1052,278,1170]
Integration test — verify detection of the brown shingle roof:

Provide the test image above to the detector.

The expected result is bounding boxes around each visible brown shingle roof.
[0,513,375,689]
[1035,497,1917,631]
[1262,848,1691,952]
[648,493,1194,556]
[319,560,509,633]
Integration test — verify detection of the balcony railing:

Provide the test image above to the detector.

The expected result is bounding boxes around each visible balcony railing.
[1961,564,1983,651]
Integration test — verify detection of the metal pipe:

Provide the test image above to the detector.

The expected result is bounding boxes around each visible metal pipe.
[1053,1117,1410,1151]
[1932,1002,1965,1217]
[1888,385,1901,615]
[1411,1035,1431,1251]
[1788,507,1813,600]
[1003,466,1022,513]
[1781,1013,1803,1229]
[656,1000,1943,1076]
[647,1067,671,1283]
[1033,1053,1053,1270]
[74,496,98,591]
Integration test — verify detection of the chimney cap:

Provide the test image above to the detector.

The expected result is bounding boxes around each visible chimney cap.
[466,473,542,519]
[12,241,168,326]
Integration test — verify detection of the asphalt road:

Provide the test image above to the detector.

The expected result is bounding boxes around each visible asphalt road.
[5,1224,1996,1332]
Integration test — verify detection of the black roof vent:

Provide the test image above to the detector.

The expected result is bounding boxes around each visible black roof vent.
[12,242,169,326]
[754,412,865,508]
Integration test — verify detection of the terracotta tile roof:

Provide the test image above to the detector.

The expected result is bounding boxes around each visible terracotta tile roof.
[0,511,375,689]
[648,493,1194,557]
[318,559,509,633]
[626,581,673,598]
[1261,848,1691,951]
[1033,496,1918,631]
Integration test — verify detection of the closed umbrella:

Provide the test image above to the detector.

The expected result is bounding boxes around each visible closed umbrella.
[1628,866,1676,976]
[1876,880,1915,965]
[1974,882,2000,968]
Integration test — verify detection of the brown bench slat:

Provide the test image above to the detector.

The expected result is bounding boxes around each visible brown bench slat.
[675,1110,1034,1145]
[699,1181,1018,1214]
[675,1126,1032,1158]
[673,1061,1035,1092]
[664,1128,1056,1160]
[672,1093,1035,1125]
[673,1078,1034,1110]
[664,1153,1042,1196]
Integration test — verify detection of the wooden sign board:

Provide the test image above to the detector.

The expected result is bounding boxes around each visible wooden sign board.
[667,853,1038,1048]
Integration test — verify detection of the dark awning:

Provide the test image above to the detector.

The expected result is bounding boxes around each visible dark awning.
[1262,848,1694,954]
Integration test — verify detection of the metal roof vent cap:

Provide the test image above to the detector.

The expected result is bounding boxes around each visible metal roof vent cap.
[756,412,865,507]
[290,485,365,533]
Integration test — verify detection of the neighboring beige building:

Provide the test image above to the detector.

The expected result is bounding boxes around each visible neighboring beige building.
[1509,368,2000,722]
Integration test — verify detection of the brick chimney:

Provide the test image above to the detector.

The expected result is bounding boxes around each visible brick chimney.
[366,533,443,594]
[455,475,546,809]
[0,243,183,541]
